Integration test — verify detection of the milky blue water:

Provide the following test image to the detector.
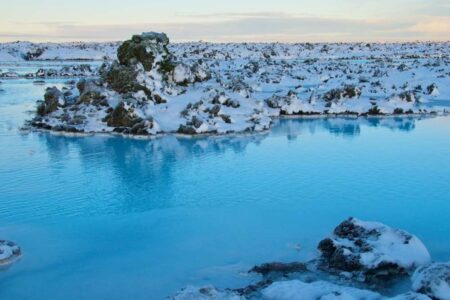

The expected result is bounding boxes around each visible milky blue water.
[0,75,450,299]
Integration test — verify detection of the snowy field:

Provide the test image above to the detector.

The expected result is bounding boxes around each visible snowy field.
[1,36,449,136]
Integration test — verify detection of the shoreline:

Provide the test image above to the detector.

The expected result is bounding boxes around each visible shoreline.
[25,112,449,140]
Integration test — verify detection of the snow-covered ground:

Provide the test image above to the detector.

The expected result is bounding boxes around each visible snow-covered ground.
[0,41,119,62]
[2,34,450,136]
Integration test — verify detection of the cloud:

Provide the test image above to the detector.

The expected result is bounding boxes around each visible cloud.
[0,13,448,43]
[408,17,450,35]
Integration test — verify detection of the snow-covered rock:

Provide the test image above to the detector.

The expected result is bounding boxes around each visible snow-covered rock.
[412,263,450,300]
[318,218,431,283]
[24,33,450,136]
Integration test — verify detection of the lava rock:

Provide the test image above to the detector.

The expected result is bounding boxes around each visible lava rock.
[117,32,171,72]
[318,218,431,283]
[37,87,63,116]
[104,102,142,128]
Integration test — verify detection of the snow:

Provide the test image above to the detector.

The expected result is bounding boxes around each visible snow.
[261,280,382,300]
[412,263,450,300]
[0,41,118,61]
[353,219,431,270]
[169,286,244,300]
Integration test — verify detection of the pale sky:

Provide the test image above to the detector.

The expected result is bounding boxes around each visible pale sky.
[1,0,449,42]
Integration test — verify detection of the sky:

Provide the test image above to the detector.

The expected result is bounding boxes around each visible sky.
[0,0,449,42]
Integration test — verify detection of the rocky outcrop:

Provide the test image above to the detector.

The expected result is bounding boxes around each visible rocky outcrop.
[104,102,142,128]
[117,32,172,72]
[36,87,64,116]
[317,218,431,283]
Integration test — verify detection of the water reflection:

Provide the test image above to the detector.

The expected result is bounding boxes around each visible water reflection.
[1,116,430,222]
[272,116,418,140]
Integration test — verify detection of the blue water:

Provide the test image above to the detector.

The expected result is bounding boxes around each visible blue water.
[0,77,450,299]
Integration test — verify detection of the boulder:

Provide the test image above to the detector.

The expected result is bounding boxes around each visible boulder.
[117,32,171,71]
[104,102,142,128]
[412,263,450,300]
[318,218,431,283]
[102,62,151,96]
[37,87,63,116]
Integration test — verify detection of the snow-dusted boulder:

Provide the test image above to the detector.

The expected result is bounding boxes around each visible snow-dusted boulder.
[261,280,382,300]
[318,218,431,282]
[412,263,450,300]
[172,63,194,85]
[168,286,243,300]
[117,32,171,72]
[36,86,64,116]
[0,240,21,268]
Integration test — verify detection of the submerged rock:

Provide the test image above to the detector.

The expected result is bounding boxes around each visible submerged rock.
[169,286,243,300]
[317,218,431,283]
[412,263,450,300]
[250,262,307,276]
[0,240,21,268]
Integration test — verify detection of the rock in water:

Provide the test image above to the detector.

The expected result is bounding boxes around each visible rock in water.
[249,262,307,276]
[169,286,243,300]
[0,240,21,268]
[412,263,450,300]
[318,218,431,283]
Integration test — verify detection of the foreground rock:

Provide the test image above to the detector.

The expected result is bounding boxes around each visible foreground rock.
[412,263,450,300]
[0,240,21,268]
[317,218,431,283]
[169,218,446,299]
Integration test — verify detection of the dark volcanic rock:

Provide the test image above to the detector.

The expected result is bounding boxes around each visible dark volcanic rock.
[250,262,307,276]
[117,32,171,72]
[104,102,142,128]
[37,86,63,116]
[102,62,151,96]
[318,218,431,283]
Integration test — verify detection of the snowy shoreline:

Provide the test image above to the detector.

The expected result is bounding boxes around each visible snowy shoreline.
[170,218,450,300]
